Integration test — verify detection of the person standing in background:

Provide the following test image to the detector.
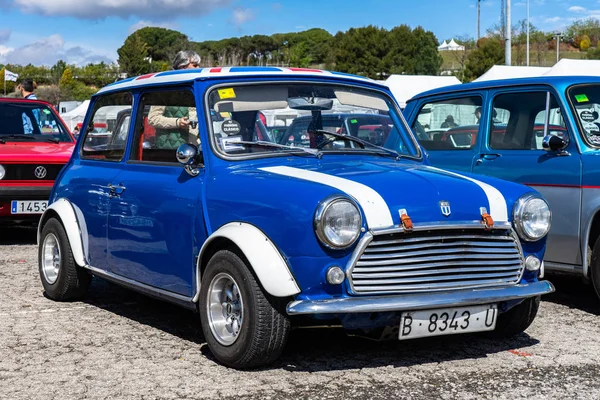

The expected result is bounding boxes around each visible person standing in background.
[17,78,37,99]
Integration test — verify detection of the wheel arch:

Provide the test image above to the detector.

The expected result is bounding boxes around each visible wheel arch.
[37,198,87,267]
[193,222,300,302]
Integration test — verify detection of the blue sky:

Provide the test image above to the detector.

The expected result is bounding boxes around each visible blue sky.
[0,0,597,66]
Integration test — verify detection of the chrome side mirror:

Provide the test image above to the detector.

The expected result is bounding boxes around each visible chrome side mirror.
[542,135,568,153]
[176,143,202,176]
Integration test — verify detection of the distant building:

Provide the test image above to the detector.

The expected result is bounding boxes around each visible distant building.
[438,39,465,51]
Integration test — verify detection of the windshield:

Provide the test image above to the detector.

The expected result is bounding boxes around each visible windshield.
[0,102,72,142]
[206,83,420,159]
[568,84,600,146]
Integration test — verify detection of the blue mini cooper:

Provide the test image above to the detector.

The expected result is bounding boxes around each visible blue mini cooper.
[37,67,554,368]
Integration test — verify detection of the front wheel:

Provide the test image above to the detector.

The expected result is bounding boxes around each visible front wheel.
[38,218,91,301]
[490,296,540,338]
[199,250,291,369]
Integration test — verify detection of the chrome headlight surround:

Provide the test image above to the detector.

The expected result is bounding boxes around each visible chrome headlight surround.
[314,197,362,249]
[513,195,551,242]
[0,164,4,180]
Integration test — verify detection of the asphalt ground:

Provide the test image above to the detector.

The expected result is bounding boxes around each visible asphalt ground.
[1,227,600,400]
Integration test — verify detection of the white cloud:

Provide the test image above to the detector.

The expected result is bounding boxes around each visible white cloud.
[544,16,563,23]
[0,34,113,66]
[128,20,176,34]
[3,0,232,20]
[568,6,587,13]
[231,7,254,26]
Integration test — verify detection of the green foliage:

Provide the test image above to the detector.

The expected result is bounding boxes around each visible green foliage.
[59,68,74,87]
[117,32,151,77]
[128,27,189,64]
[587,47,600,60]
[566,18,600,47]
[464,38,505,81]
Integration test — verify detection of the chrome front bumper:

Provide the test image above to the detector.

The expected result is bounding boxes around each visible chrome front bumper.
[286,280,554,315]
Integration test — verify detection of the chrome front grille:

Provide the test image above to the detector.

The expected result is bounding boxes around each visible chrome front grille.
[349,228,524,295]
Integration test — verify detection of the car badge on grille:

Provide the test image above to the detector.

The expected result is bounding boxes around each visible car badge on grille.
[34,166,47,179]
[439,201,451,217]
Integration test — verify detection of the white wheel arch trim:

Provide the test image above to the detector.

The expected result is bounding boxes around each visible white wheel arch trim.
[194,222,301,301]
[37,198,87,267]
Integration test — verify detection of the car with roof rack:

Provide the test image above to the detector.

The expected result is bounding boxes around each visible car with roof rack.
[403,75,600,300]
[0,98,75,225]
[37,66,554,369]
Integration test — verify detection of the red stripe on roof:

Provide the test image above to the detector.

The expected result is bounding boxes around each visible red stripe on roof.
[210,68,222,73]
[137,73,156,80]
[288,68,322,72]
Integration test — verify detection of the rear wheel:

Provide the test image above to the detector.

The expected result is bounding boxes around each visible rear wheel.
[38,218,91,301]
[589,238,600,300]
[199,250,290,369]
[491,296,540,338]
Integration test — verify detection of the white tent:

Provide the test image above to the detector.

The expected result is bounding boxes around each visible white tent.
[474,65,551,82]
[384,75,461,108]
[438,39,465,51]
[60,100,90,130]
[544,59,600,76]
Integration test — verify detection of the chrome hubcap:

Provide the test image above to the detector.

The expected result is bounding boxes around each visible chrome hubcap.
[207,272,244,346]
[42,233,61,284]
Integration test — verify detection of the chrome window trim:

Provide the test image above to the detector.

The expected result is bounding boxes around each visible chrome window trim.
[202,79,422,162]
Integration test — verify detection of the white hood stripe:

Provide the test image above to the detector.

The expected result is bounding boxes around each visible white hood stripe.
[260,166,394,229]
[426,167,509,222]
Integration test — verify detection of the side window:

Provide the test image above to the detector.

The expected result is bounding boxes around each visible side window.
[130,89,197,163]
[81,92,133,161]
[490,91,565,150]
[411,96,482,150]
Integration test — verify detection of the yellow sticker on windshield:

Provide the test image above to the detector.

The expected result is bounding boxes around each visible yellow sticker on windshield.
[218,88,236,99]
[575,94,589,103]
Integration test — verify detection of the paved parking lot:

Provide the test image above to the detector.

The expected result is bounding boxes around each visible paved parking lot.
[1,227,600,399]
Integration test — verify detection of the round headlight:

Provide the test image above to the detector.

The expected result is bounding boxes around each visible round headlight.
[0,165,4,180]
[513,195,551,241]
[314,197,362,249]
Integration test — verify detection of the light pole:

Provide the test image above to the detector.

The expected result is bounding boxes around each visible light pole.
[505,0,511,66]
[554,31,563,63]
[526,0,530,66]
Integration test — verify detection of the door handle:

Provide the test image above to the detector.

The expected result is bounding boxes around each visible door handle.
[475,153,501,165]
[108,183,126,197]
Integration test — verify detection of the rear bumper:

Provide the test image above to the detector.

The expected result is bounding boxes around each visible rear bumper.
[286,280,555,315]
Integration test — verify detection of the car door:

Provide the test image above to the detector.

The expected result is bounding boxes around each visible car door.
[107,88,206,297]
[407,93,485,173]
[64,92,133,270]
[472,87,582,267]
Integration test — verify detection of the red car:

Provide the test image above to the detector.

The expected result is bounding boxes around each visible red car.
[0,98,75,225]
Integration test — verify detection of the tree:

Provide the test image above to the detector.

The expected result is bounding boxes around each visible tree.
[59,68,74,88]
[587,47,600,60]
[335,26,389,78]
[117,33,151,77]
[464,38,504,81]
[51,60,67,85]
[565,18,600,47]
[447,36,476,81]
[131,27,189,64]
[580,35,591,51]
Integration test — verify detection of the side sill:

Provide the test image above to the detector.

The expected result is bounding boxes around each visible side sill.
[85,265,197,311]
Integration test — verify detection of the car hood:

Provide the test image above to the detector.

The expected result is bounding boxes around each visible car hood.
[249,158,530,229]
[0,142,75,163]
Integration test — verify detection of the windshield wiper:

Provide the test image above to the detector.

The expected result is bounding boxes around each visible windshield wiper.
[235,140,321,157]
[45,138,60,144]
[310,129,404,160]
[2,134,36,141]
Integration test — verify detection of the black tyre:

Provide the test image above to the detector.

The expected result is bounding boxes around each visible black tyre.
[590,237,600,300]
[491,296,540,338]
[199,250,291,369]
[38,218,91,301]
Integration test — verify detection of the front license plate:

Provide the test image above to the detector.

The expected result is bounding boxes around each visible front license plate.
[11,200,48,215]
[399,304,497,340]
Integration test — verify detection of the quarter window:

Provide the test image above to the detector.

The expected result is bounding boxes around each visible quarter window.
[130,89,198,163]
[412,97,482,150]
[568,84,600,146]
[489,91,566,150]
[81,92,132,161]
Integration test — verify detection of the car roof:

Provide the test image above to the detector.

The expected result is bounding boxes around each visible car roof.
[409,75,600,103]
[0,98,55,107]
[97,67,385,95]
